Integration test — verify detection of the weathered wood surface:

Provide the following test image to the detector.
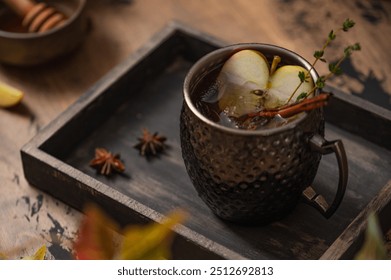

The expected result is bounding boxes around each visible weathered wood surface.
[1,0,391,259]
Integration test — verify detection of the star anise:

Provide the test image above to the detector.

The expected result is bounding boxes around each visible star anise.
[89,148,125,176]
[134,128,167,157]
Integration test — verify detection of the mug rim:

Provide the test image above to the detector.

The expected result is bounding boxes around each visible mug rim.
[183,43,320,136]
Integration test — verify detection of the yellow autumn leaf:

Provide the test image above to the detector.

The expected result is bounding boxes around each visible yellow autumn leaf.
[118,211,186,260]
[355,212,388,260]
[22,245,47,260]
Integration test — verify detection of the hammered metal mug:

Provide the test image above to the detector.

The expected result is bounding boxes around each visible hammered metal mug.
[180,43,348,224]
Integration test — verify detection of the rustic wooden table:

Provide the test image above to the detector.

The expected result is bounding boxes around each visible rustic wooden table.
[1,0,390,259]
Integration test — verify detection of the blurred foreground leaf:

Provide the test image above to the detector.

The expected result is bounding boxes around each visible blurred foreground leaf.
[119,211,186,260]
[74,204,119,260]
[355,212,388,260]
[0,245,46,260]
[22,245,47,260]
[74,204,186,260]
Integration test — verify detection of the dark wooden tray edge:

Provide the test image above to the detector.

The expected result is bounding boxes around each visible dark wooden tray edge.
[320,179,391,259]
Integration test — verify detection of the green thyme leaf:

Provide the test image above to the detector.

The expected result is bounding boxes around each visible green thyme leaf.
[316,77,326,89]
[344,46,353,57]
[344,43,361,57]
[328,30,336,40]
[342,18,355,31]
[314,50,324,59]
[329,63,343,75]
[286,19,359,105]
[296,92,307,102]
[352,42,361,51]
[298,71,306,83]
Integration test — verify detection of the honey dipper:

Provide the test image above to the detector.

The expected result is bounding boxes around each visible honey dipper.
[3,0,67,33]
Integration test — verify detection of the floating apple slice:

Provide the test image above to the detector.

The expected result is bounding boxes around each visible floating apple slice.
[268,65,314,106]
[217,50,269,117]
[0,81,24,108]
[217,50,314,118]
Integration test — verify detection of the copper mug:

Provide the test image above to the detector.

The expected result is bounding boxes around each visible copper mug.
[180,43,348,224]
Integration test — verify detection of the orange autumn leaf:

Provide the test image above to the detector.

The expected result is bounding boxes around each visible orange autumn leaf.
[74,204,186,260]
[73,204,119,260]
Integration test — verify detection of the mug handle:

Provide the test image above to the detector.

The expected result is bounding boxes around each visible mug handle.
[302,134,348,218]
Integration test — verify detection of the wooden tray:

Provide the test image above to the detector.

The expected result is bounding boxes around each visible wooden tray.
[320,180,391,259]
[21,22,391,260]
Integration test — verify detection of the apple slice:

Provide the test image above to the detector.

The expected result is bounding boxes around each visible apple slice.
[217,50,314,118]
[0,81,24,108]
[217,50,270,117]
[267,65,314,107]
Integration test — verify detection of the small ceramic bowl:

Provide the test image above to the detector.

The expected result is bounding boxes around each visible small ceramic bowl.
[0,0,87,66]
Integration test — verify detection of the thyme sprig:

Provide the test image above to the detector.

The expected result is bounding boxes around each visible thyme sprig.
[286,18,360,104]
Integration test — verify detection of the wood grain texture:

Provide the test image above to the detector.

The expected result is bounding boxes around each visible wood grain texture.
[1,0,391,259]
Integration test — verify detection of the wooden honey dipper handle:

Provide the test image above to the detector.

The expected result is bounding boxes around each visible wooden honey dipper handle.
[2,0,67,33]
